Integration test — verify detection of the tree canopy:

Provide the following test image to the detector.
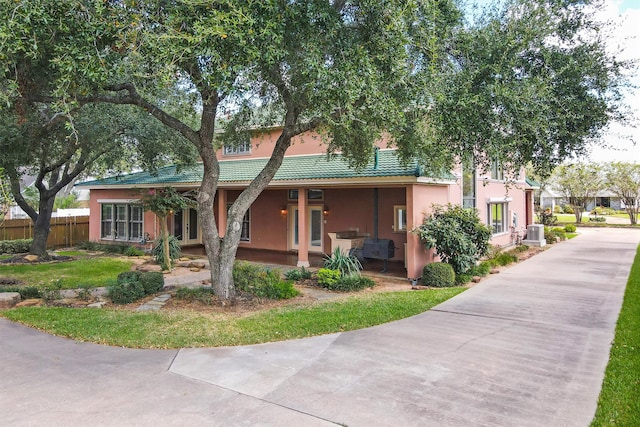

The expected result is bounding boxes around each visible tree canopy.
[0,0,631,295]
[552,162,605,223]
[604,162,640,225]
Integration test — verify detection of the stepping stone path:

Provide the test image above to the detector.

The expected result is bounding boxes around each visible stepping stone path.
[136,294,171,312]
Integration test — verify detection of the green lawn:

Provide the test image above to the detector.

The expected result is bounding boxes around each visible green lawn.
[0,287,464,348]
[591,244,640,426]
[0,257,135,289]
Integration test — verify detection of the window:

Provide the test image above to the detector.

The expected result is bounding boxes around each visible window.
[394,205,407,232]
[223,139,251,155]
[288,189,324,201]
[488,202,507,234]
[490,160,504,181]
[100,202,144,241]
[462,158,476,208]
[228,204,250,241]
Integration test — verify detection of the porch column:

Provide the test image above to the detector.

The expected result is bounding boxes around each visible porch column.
[405,185,430,280]
[297,187,310,267]
[217,189,227,237]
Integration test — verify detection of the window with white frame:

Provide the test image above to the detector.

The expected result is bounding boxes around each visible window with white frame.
[488,202,508,234]
[228,204,250,241]
[462,157,476,208]
[490,159,504,181]
[223,137,251,155]
[100,202,144,241]
[393,205,407,232]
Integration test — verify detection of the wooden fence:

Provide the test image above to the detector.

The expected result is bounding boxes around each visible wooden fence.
[0,216,89,249]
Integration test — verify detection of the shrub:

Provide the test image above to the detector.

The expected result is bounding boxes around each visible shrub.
[233,262,299,299]
[544,229,558,244]
[117,271,142,284]
[78,240,130,254]
[175,287,215,304]
[152,235,181,269]
[41,280,63,303]
[108,281,145,304]
[414,204,492,275]
[317,268,342,287]
[536,209,558,226]
[124,246,145,257]
[0,285,41,299]
[323,248,362,276]
[563,205,574,214]
[467,261,492,277]
[589,216,606,222]
[0,239,32,255]
[490,252,518,267]
[564,224,577,233]
[551,227,567,241]
[139,271,164,294]
[421,262,456,287]
[455,273,473,285]
[284,267,312,281]
[323,274,375,292]
[553,205,562,213]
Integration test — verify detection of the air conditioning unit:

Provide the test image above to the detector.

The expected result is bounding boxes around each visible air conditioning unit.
[523,224,546,247]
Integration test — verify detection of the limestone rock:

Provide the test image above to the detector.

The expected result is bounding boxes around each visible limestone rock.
[490,269,500,274]
[0,292,21,309]
[24,254,39,262]
[472,276,482,283]
[15,298,42,308]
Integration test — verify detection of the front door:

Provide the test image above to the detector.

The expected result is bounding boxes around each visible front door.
[173,208,200,245]
[289,206,323,252]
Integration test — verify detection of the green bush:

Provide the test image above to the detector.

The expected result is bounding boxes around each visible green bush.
[284,267,312,281]
[0,239,32,254]
[421,262,456,287]
[124,246,145,257]
[537,209,558,226]
[564,224,577,233]
[139,271,164,294]
[108,281,145,304]
[152,235,181,268]
[77,241,130,254]
[455,273,472,285]
[233,262,299,300]
[323,248,362,276]
[563,205,574,214]
[551,227,567,241]
[511,244,529,253]
[0,285,41,299]
[414,204,492,275]
[322,274,375,292]
[544,229,558,244]
[175,287,215,304]
[553,205,563,213]
[490,252,518,266]
[317,268,342,287]
[117,271,142,284]
[467,261,492,277]
[589,216,607,222]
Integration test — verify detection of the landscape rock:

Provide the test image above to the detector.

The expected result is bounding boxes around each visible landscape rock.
[24,255,39,262]
[15,299,42,308]
[87,301,107,308]
[189,267,201,272]
[472,276,482,283]
[0,292,21,309]
[490,269,500,274]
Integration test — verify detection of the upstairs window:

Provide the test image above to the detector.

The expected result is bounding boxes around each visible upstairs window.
[490,160,505,181]
[223,138,251,155]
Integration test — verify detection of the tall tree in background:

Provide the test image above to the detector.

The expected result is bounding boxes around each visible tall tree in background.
[552,163,605,223]
[605,162,640,225]
[430,0,630,177]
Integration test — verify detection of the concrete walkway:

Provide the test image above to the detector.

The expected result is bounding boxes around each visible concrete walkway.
[1,228,638,426]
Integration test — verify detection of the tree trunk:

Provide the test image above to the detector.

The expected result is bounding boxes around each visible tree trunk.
[574,207,582,224]
[158,215,171,270]
[30,195,55,257]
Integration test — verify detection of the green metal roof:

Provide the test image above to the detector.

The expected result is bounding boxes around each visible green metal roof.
[78,150,452,187]
[525,176,541,189]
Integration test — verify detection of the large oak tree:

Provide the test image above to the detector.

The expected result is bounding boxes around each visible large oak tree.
[0,0,630,298]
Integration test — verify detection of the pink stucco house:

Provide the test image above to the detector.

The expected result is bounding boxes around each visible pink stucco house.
[79,128,536,280]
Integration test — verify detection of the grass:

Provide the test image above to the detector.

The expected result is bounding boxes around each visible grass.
[0,288,465,348]
[0,257,134,289]
[52,250,90,257]
[591,244,640,426]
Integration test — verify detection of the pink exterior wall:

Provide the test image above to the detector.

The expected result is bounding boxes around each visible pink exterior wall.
[474,179,528,247]
[217,128,390,160]
[88,188,160,243]
[406,184,450,279]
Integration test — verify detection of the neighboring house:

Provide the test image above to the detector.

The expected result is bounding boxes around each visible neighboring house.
[78,128,536,280]
[540,188,624,212]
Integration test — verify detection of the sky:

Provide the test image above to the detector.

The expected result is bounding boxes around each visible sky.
[467,0,640,163]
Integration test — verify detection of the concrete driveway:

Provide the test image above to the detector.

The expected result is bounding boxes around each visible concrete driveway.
[1,228,639,426]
